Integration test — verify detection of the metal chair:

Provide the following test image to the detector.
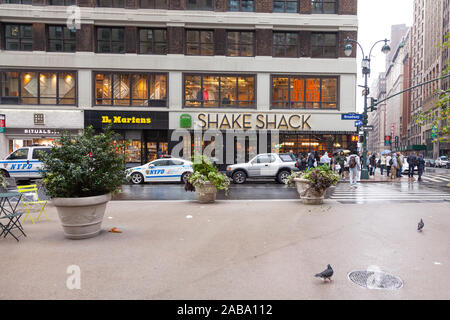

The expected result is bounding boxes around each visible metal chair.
[0,211,27,242]
[17,185,49,224]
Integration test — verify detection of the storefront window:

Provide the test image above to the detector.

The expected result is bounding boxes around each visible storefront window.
[0,72,20,104]
[272,75,338,109]
[94,72,167,107]
[184,74,255,108]
[0,71,76,105]
[279,134,352,156]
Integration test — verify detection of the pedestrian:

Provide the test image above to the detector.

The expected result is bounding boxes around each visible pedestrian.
[320,152,331,167]
[397,152,404,178]
[347,152,361,188]
[369,153,377,176]
[157,148,163,159]
[307,151,315,170]
[391,152,398,179]
[386,153,392,177]
[407,152,417,180]
[289,150,296,161]
[380,154,387,176]
[314,151,320,167]
[417,154,426,181]
[336,151,346,178]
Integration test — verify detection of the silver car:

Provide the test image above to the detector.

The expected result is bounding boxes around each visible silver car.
[226,153,299,184]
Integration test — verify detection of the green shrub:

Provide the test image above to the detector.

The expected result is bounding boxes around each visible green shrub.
[39,126,127,198]
[285,165,339,192]
[185,154,230,192]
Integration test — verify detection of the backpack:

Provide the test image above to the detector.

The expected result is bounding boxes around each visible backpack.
[389,158,393,166]
[349,156,357,169]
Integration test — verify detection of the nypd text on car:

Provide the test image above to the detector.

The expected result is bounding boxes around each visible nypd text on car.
[126,157,193,184]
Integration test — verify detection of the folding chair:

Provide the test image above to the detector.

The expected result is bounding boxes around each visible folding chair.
[17,185,49,224]
[0,211,27,242]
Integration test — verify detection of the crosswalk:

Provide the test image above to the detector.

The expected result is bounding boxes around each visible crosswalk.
[420,173,450,184]
[328,183,450,203]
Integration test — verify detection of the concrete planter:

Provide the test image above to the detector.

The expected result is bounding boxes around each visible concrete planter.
[294,178,328,205]
[52,194,111,240]
[195,181,217,204]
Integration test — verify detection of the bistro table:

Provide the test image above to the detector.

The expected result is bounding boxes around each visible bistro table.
[0,192,26,242]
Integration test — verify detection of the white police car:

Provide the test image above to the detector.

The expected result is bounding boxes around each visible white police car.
[126,158,193,184]
[0,145,51,180]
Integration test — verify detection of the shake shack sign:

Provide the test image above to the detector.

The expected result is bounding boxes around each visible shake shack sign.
[84,110,168,130]
[192,113,312,130]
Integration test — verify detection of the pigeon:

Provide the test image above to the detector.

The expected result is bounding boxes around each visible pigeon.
[418,219,424,232]
[315,264,334,282]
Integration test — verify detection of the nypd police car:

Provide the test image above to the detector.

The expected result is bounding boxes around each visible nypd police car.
[126,157,193,184]
[0,145,51,180]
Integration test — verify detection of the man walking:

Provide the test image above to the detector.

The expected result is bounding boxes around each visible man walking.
[307,152,315,170]
[397,152,404,178]
[336,151,346,178]
[417,154,426,182]
[386,153,392,177]
[407,153,417,181]
[380,154,387,176]
[347,152,361,188]
[391,153,398,179]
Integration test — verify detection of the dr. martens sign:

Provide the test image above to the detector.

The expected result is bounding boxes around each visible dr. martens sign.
[84,111,168,130]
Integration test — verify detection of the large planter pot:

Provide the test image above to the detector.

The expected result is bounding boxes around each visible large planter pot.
[195,181,217,204]
[52,194,111,240]
[294,178,327,205]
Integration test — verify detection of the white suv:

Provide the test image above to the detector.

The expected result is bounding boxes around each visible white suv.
[0,146,51,180]
[226,153,299,184]
[435,156,448,168]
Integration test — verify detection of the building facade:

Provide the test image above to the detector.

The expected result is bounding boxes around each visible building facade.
[0,0,359,165]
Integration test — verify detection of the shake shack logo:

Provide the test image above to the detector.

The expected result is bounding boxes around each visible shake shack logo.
[101,116,152,125]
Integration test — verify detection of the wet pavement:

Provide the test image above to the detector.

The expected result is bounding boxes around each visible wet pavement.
[113,178,450,203]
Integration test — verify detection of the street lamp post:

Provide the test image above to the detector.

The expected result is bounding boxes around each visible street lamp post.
[344,37,391,180]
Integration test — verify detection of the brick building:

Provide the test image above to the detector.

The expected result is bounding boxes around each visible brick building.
[0,0,358,166]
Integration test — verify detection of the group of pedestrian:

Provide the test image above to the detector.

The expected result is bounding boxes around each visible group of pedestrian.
[291,148,427,188]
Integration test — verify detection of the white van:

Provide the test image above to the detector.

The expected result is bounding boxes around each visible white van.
[0,146,51,180]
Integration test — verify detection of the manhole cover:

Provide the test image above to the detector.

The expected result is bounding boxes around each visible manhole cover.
[348,270,403,290]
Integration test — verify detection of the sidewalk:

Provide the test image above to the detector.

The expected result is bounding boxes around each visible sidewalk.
[1,200,449,300]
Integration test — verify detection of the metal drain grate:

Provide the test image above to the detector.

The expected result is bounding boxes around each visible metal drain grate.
[348,270,403,290]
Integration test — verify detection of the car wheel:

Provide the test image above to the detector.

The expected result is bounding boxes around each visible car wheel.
[232,171,247,184]
[277,170,291,184]
[130,172,144,185]
[181,172,191,184]
[0,170,9,178]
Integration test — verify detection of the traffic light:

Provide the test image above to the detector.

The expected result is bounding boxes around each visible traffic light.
[351,135,359,142]
[370,98,378,112]
[359,135,365,143]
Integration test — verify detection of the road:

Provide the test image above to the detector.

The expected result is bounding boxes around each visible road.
[113,169,450,203]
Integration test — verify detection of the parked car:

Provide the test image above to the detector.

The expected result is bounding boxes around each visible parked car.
[424,158,435,167]
[435,156,448,168]
[126,158,193,184]
[0,145,51,180]
[226,153,299,184]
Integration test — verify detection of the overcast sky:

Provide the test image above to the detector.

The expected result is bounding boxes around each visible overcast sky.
[355,0,414,112]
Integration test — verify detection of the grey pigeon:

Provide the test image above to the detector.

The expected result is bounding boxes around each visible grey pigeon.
[315,264,334,282]
[418,219,424,232]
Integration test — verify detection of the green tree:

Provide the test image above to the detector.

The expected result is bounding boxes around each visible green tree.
[39,126,128,198]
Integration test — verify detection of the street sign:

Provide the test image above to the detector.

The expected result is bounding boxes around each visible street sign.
[362,126,374,131]
[355,120,363,127]
[342,114,362,120]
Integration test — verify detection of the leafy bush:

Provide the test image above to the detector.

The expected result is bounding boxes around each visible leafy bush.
[39,126,127,198]
[285,165,339,192]
[185,154,230,192]
[0,175,7,189]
